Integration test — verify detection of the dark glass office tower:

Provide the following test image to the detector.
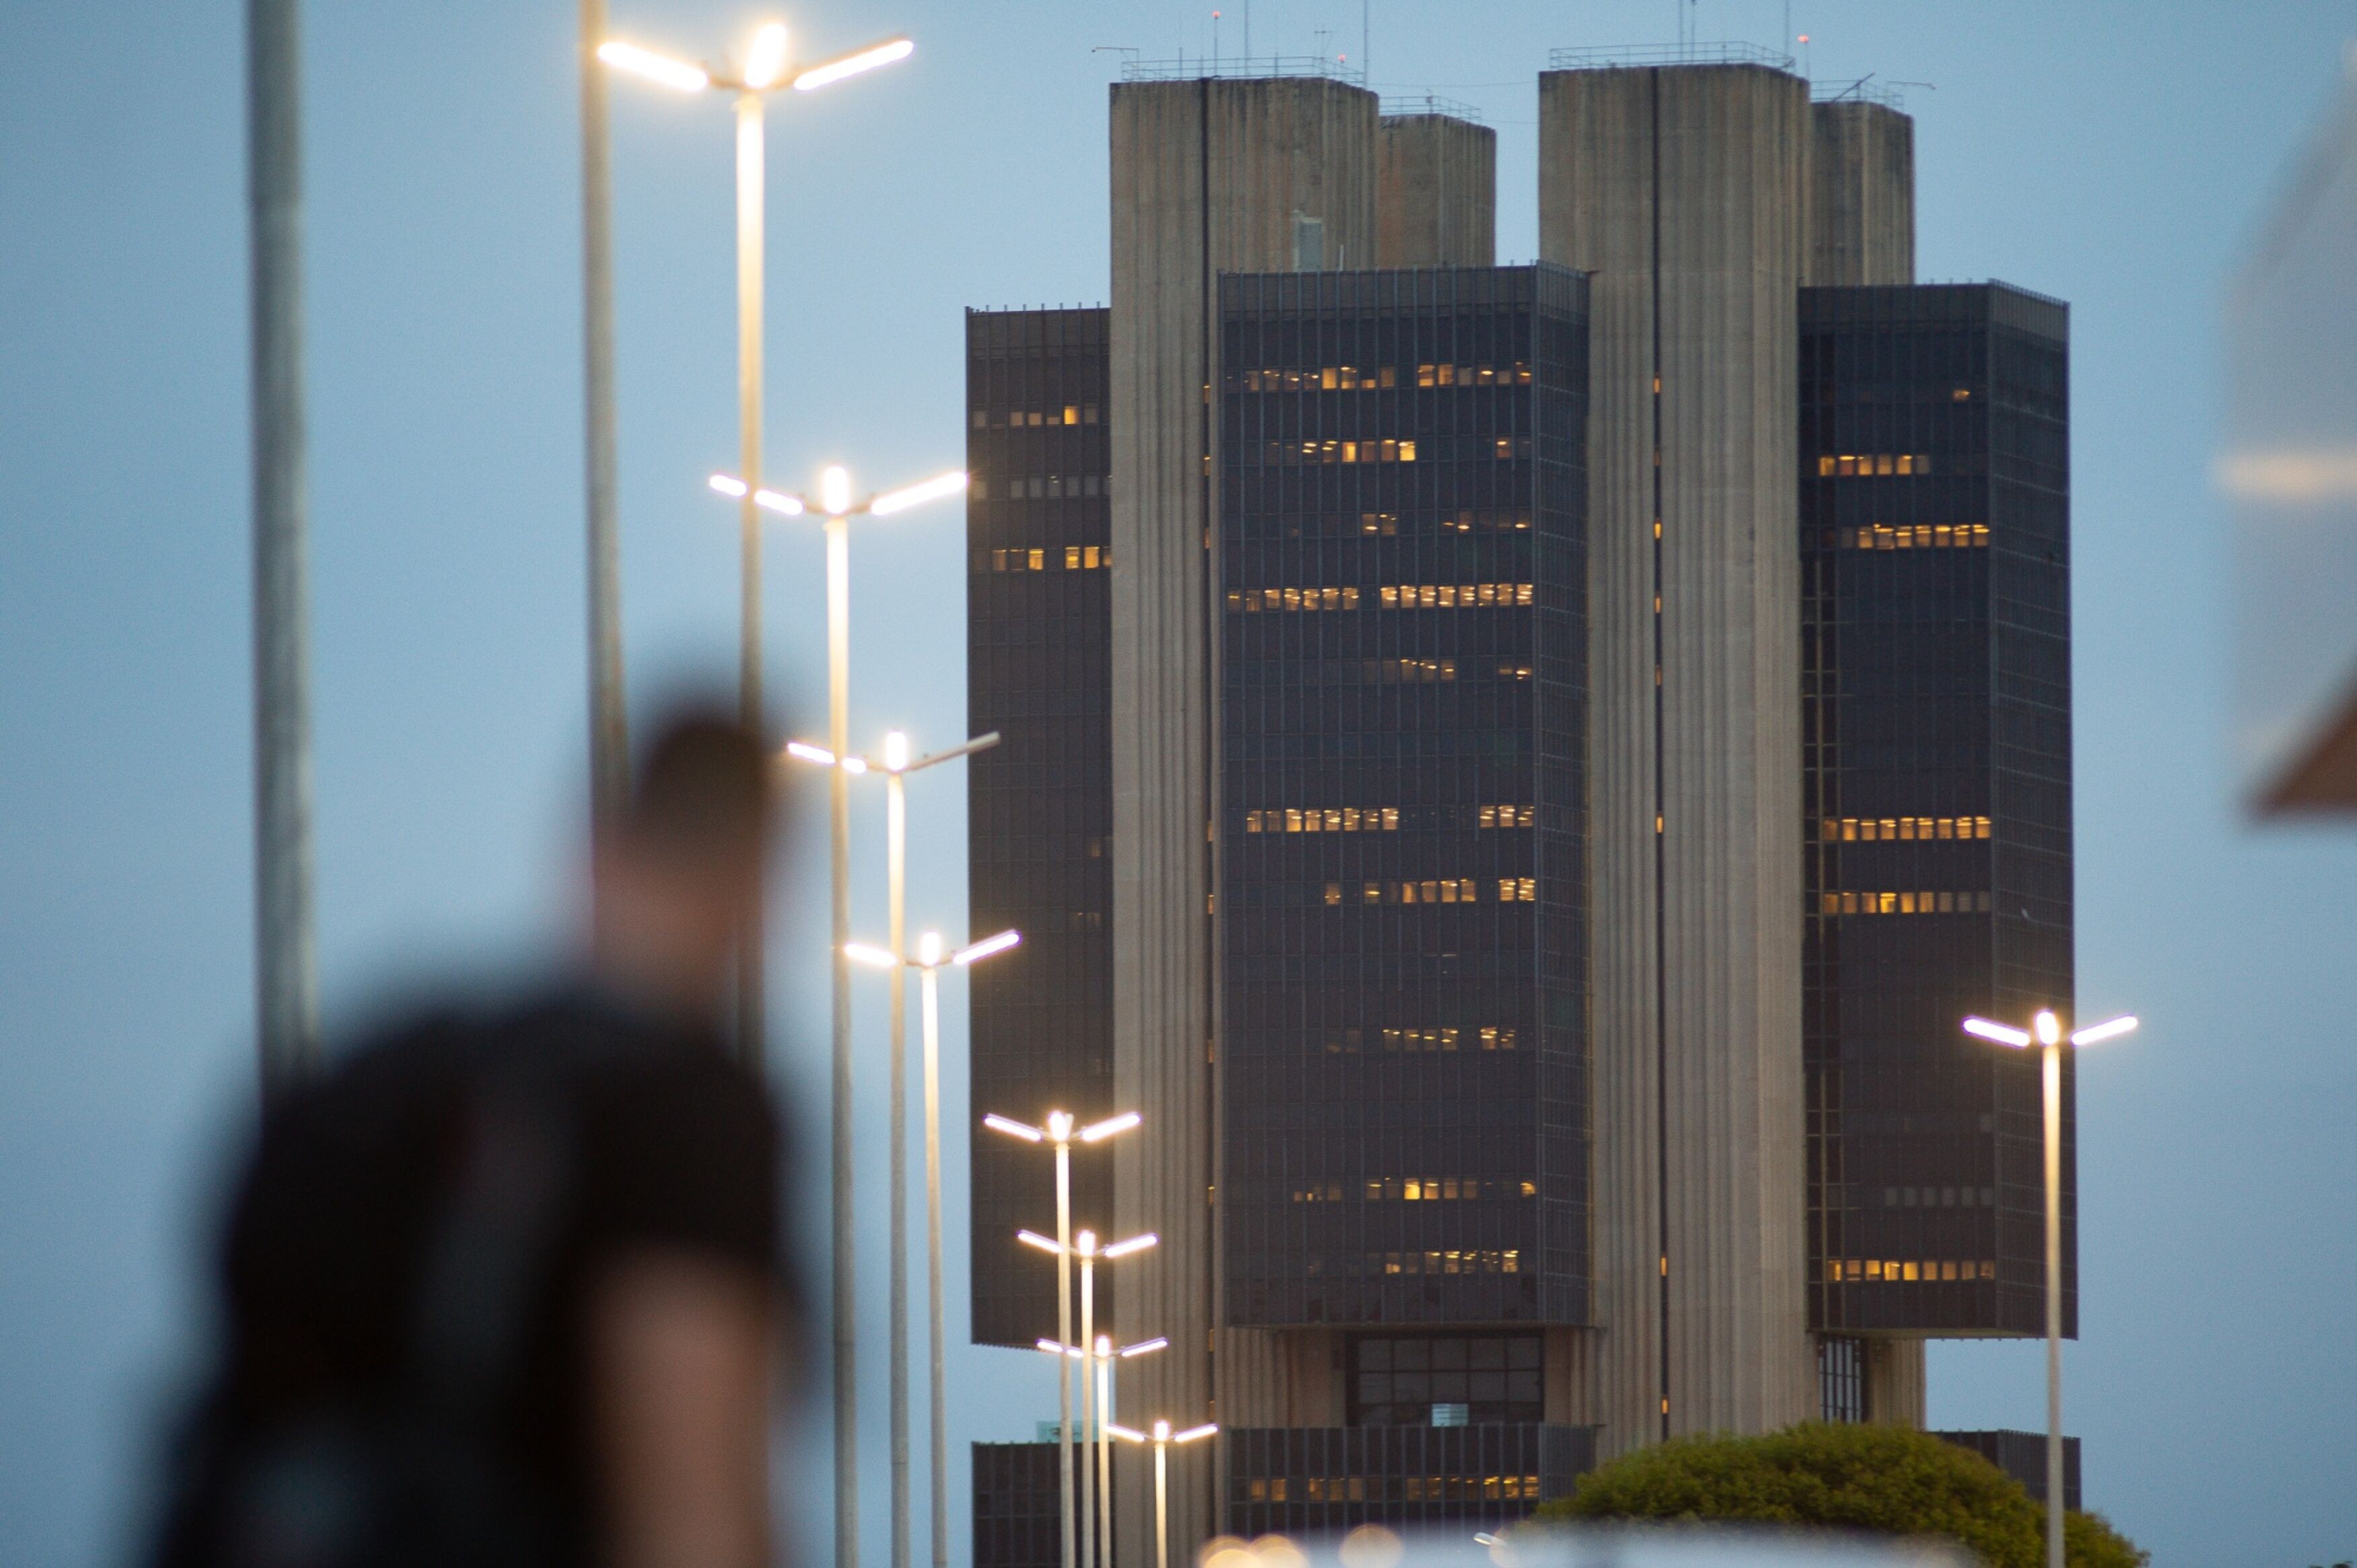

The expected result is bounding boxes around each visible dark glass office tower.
[965,306,1117,1347]
[1797,283,2073,1345]
[1215,265,1593,1534]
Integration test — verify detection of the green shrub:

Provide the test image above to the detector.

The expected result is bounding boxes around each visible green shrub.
[1530,1423,2145,1568]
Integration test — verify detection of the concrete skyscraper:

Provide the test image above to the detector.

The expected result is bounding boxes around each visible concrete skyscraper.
[966,47,2077,1566]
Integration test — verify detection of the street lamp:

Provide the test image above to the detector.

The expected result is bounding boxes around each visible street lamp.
[846,924,1020,1568]
[1018,1228,1157,1568]
[707,463,958,1568]
[1960,1006,2138,1568]
[1037,1335,1168,1568]
[601,18,915,1077]
[1104,1419,1218,1568]
[984,1111,1143,1568]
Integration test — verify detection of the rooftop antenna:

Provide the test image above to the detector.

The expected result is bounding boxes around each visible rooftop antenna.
[1362,0,1369,81]
[1797,32,1812,77]
[1212,9,1221,69]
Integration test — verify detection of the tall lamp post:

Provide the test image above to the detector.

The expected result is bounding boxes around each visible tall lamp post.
[1018,1227,1158,1568]
[601,21,915,1075]
[1105,1420,1219,1568]
[1035,1334,1165,1568]
[1961,1006,2138,1568]
[983,1111,1143,1568]
[846,921,1022,1568]
[708,461,960,1568]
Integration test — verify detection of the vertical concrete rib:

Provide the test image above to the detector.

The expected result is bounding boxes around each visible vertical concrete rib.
[1539,62,1814,1457]
[1807,100,1915,286]
[1107,73,1375,1565]
[1376,113,1497,267]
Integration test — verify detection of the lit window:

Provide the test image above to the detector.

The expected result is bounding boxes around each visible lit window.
[1063,405,1079,425]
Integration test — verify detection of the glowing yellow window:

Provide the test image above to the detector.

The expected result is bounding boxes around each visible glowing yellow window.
[1398,440,1416,461]
[1322,883,1341,906]
[1027,549,1044,570]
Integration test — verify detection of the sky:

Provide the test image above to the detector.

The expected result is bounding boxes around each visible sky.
[3,2,2355,1565]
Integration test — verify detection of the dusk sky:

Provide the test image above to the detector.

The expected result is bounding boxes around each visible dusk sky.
[4,3,2354,1565]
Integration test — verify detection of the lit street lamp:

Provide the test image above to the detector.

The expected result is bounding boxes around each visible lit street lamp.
[708,460,957,1568]
[984,1111,1143,1568]
[601,18,913,1075]
[1037,1334,1168,1568]
[846,924,1020,1568]
[1960,1006,2138,1568]
[1018,1227,1157,1568]
[1104,1419,1218,1568]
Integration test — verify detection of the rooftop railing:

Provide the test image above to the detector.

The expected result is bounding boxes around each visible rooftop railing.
[1380,93,1486,123]
[1814,75,1908,110]
[1120,54,1365,86]
[1548,42,1795,71]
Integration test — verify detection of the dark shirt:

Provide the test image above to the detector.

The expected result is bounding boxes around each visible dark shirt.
[208,984,783,1553]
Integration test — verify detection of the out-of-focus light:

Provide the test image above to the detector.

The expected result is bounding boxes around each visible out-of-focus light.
[883,731,911,771]
[741,22,789,90]
[841,755,869,775]
[1101,1232,1157,1259]
[1080,1110,1141,1143]
[1035,1338,1082,1359]
[844,943,897,969]
[982,1113,1042,1143]
[1962,1017,2034,1049]
[1342,1524,1405,1568]
[1119,1336,1168,1357]
[871,469,968,516]
[1106,1423,1146,1443]
[753,487,804,516]
[954,929,1022,965]
[709,473,750,498]
[821,465,853,514]
[599,40,711,92]
[1016,1229,1060,1254]
[1152,1420,1171,1442]
[2034,1009,2062,1046]
[1073,1229,1097,1257]
[785,741,837,767]
[794,36,913,92]
[1172,1423,1218,1443]
[2072,1015,2139,1047]
[1094,1335,1112,1356]
[918,931,945,966]
[1473,1536,1500,1550]
[1046,1110,1073,1141]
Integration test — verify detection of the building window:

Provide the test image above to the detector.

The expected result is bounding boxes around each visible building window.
[1818,889,1993,916]
[1349,1335,1543,1427]
[1816,452,1935,477]
[1818,1336,1867,1423]
[1819,815,1991,842]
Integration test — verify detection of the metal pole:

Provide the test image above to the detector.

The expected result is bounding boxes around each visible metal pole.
[2044,1040,2065,1568]
[733,89,766,1068]
[1078,1250,1096,1568]
[921,963,950,1568]
[1154,1441,1168,1568]
[828,511,856,1568]
[579,0,626,838]
[1095,1349,1113,1568]
[246,0,317,1101]
[889,770,910,1568]
[1056,1140,1075,1568]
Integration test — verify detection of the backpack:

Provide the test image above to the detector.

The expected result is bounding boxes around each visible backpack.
[151,1023,583,1568]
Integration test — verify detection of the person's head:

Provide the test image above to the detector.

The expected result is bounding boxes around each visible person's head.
[590,708,775,1019]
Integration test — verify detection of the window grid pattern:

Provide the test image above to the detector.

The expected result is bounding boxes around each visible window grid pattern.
[971,1442,1061,1568]
[1215,266,1589,1330]
[966,308,1116,1348]
[1224,1425,1593,1536]
[1799,284,2074,1339]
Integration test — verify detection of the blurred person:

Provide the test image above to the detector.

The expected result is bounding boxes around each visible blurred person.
[151,708,795,1568]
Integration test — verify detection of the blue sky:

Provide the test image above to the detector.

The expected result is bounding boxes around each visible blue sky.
[3,3,2354,1565]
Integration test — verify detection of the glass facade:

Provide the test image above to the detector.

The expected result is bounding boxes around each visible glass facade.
[1799,283,2074,1340]
[1216,265,1591,1332]
[1226,1424,1595,1537]
[972,1441,1061,1568]
[966,308,1117,1348]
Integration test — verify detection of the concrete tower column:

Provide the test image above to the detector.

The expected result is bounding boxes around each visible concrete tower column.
[1106,71,1376,1565]
[1539,61,1816,1458]
[1807,99,1915,286]
[1376,112,1496,267]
